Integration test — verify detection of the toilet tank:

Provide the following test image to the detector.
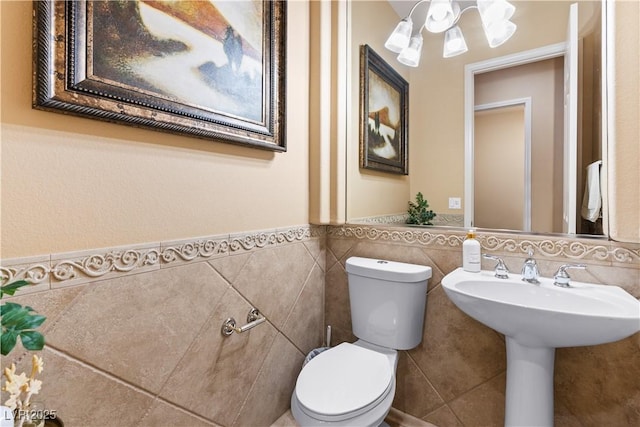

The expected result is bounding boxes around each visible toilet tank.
[345,257,432,350]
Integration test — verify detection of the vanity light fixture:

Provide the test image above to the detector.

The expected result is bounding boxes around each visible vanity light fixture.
[385,0,517,66]
[443,25,468,58]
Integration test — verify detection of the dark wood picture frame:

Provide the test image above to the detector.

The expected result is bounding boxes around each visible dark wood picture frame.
[359,45,409,174]
[32,0,287,151]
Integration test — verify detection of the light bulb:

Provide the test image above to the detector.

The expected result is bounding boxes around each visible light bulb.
[478,0,515,27]
[425,0,459,34]
[443,25,468,58]
[484,19,517,48]
[398,33,424,67]
[385,18,413,53]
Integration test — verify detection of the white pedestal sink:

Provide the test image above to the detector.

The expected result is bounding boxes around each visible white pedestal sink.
[442,268,640,427]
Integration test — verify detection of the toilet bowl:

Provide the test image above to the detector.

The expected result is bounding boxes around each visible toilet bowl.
[291,257,432,427]
[291,341,397,427]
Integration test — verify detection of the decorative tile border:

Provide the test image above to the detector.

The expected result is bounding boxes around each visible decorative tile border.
[349,213,409,225]
[0,225,323,290]
[610,243,640,264]
[160,235,228,265]
[431,213,464,227]
[329,225,469,248]
[327,224,640,265]
[2,224,637,292]
[348,212,464,227]
[0,257,51,287]
[480,235,612,260]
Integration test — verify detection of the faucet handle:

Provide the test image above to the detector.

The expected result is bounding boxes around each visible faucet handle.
[553,264,586,288]
[483,254,509,279]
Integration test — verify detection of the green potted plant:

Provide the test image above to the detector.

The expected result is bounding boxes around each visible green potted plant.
[1,280,46,356]
[406,192,436,226]
[1,279,48,427]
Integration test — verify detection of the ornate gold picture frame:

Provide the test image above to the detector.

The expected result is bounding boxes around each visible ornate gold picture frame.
[33,1,287,151]
[359,45,409,174]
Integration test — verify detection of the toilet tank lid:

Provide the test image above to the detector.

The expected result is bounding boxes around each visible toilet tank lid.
[346,257,432,282]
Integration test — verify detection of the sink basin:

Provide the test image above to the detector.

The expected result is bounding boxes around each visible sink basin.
[442,267,640,427]
[441,268,640,348]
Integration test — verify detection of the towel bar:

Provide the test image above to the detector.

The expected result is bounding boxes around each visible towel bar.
[221,308,266,337]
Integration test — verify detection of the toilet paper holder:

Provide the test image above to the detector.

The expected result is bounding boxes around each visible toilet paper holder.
[221,308,266,337]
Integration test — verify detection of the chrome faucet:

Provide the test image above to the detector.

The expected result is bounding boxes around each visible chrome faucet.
[521,248,540,284]
[483,254,509,279]
[553,264,586,287]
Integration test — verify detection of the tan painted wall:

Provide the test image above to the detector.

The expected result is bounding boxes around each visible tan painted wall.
[346,0,411,221]
[609,0,640,242]
[0,1,310,258]
[309,0,347,225]
[474,107,525,230]
[2,0,638,259]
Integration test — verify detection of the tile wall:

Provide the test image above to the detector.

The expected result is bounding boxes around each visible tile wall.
[1,226,326,427]
[325,225,640,426]
[2,224,639,426]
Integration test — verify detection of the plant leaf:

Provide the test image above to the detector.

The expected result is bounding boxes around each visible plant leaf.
[407,192,436,225]
[19,330,45,351]
[14,314,47,331]
[1,305,32,325]
[0,302,22,315]
[1,330,18,356]
[0,280,30,297]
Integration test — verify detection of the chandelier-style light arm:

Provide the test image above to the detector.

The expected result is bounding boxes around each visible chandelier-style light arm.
[386,0,517,67]
[385,0,431,53]
[450,4,479,28]
[407,0,431,19]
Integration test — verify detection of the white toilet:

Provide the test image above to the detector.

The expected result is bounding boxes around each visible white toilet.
[291,256,432,426]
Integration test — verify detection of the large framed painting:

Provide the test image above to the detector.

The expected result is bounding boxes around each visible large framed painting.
[359,45,409,174]
[33,0,287,151]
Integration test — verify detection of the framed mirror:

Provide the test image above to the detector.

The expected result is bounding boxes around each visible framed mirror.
[345,0,608,237]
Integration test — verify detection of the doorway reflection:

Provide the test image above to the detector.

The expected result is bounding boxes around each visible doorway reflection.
[474,104,528,231]
[472,57,564,234]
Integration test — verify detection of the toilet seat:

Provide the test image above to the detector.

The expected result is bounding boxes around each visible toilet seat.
[294,342,393,422]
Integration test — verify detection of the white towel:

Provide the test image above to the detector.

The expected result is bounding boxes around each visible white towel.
[581,160,602,222]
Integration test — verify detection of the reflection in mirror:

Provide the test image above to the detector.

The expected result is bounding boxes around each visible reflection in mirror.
[466,48,568,234]
[345,0,607,237]
[474,102,530,231]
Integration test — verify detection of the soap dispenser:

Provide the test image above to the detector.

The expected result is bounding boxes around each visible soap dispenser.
[462,229,481,272]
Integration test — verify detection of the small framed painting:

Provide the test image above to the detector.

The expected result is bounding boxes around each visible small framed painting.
[33,0,287,151]
[359,45,409,174]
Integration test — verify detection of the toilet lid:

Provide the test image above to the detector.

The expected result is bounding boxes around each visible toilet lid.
[295,343,393,417]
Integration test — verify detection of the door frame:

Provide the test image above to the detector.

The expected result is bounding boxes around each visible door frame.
[475,98,532,231]
[463,42,567,229]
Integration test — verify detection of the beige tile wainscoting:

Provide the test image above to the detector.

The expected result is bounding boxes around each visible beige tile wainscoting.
[325,225,640,426]
[1,226,326,427]
[2,224,639,426]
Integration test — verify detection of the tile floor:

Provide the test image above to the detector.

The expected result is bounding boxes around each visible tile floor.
[272,408,437,427]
